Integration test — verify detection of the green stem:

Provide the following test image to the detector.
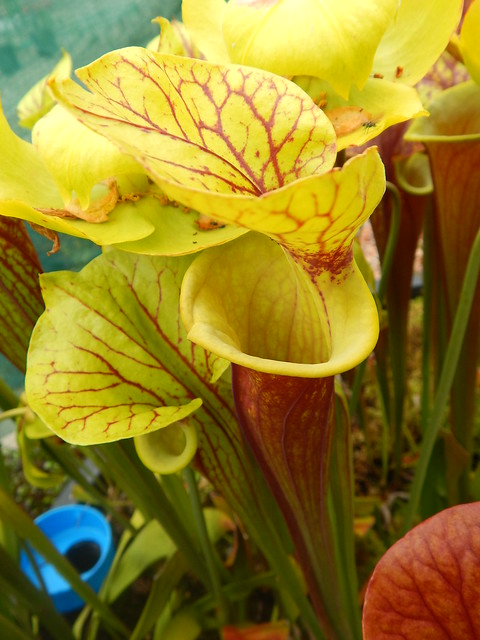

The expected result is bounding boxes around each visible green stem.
[184,466,229,624]
[0,375,19,411]
[232,459,325,638]
[403,225,480,533]
[0,612,36,640]
[420,203,434,430]
[0,448,17,558]
[329,387,362,637]
[380,182,406,481]
[0,407,28,422]
[349,181,401,420]
[348,358,367,417]
[377,181,401,303]
[375,359,392,485]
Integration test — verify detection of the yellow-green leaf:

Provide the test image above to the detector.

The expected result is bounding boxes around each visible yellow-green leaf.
[181,232,379,377]
[0,101,62,208]
[112,200,248,256]
[394,152,433,196]
[33,105,143,209]
[134,420,198,474]
[158,147,385,257]
[0,197,155,246]
[406,81,480,142]
[203,0,397,99]
[162,611,202,640]
[296,76,427,150]
[460,0,480,85]
[49,47,337,197]
[148,17,201,59]
[372,0,463,86]
[25,251,231,444]
[182,0,230,63]
[1,101,202,253]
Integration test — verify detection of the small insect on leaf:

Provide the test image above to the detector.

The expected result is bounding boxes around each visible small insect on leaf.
[324,106,374,137]
[196,214,226,230]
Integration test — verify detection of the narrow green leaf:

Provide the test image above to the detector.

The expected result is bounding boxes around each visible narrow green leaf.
[0,544,75,640]
[106,520,176,603]
[161,609,202,640]
[0,612,36,640]
[329,385,361,633]
[130,552,189,640]
[94,440,209,584]
[0,446,17,557]
[403,224,480,531]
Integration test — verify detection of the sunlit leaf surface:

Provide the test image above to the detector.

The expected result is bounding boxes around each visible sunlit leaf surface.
[25,251,229,444]
[50,47,337,198]
[184,0,396,99]
[372,0,463,86]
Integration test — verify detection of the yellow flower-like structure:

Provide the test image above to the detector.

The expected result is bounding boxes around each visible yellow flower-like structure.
[1,9,395,638]
[183,0,462,147]
[40,56,384,638]
[45,48,384,376]
[0,95,245,255]
[2,6,471,637]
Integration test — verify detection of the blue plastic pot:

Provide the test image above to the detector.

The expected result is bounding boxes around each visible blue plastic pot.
[20,504,115,613]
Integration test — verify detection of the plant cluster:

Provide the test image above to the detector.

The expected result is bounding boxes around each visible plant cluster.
[0,1,479,639]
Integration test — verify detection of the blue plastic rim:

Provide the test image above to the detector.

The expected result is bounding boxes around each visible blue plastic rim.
[20,504,115,613]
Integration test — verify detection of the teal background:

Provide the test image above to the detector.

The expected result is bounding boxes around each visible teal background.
[0,0,182,136]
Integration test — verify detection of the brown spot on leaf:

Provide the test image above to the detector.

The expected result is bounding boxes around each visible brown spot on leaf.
[36,178,119,223]
[324,106,373,137]
[196,214,226,230]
